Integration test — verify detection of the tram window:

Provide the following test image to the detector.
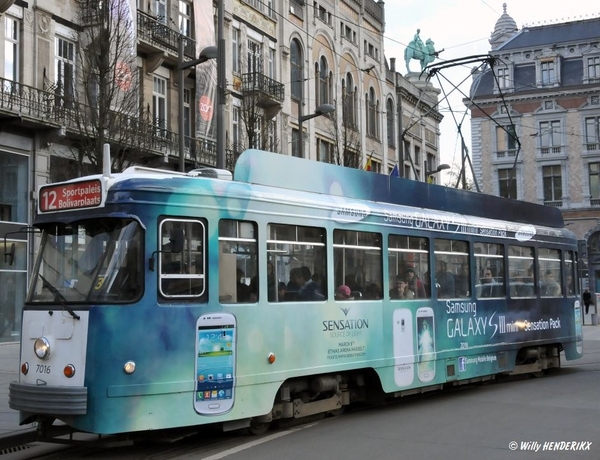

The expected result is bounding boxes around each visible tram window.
[159,219,205,298]
[388,235,429,299]
[539,248,561,297]
[508,245,535,297]
[219,220,258,303]
[334,230,382,300]
[565,251,577,296]
[434,239,468,299]
[267,223,326,302]
[475,242,505,299]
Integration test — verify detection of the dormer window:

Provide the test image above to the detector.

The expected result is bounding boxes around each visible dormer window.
[541,61,555,85]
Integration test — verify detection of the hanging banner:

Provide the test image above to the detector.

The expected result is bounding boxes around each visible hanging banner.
[194,0,217,141]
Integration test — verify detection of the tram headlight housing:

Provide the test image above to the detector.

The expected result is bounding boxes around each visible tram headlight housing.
[34,337,51,360]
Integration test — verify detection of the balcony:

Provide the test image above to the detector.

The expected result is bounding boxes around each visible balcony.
[137,10,195,67]
[0,78,62,129]
[241,72,284,118]
[0,76,224,169]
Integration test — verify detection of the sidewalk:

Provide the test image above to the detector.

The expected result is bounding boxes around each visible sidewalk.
[1,321,600,437]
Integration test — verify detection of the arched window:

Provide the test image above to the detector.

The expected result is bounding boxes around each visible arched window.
[343,73,356,128]
[367,87,377,137]
[386,98,395,147]
[290,39,303,101]
[319,56,329,105]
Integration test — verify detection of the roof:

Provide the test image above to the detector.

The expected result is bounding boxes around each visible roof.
[499,17,600,51]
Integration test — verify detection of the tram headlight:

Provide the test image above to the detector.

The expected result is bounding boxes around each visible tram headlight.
[34,337,51,360]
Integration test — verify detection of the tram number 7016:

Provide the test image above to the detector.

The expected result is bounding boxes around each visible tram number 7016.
[36,364,51,374]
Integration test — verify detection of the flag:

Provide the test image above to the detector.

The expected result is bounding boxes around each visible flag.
[364,152,374,171]
[390,163,399,177]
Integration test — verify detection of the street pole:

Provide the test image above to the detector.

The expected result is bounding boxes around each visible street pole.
[216,0,226,170]
[178,35,186,172]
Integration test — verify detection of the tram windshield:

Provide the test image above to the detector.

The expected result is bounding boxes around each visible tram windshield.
[28,218,143,304]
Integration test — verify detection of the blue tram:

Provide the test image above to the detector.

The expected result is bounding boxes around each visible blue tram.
[8,149,582,435]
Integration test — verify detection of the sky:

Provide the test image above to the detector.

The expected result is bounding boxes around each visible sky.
[382,1,600,183]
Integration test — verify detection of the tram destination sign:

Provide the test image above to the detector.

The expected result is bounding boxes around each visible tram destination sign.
[39,179,103,213]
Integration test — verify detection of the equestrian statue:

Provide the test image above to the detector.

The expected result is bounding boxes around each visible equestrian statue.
[404,29,443,73]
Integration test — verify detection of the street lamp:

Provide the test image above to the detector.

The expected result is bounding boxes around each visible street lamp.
[425,163,450,183]
[298,103,335,158]
[178,39,217,172]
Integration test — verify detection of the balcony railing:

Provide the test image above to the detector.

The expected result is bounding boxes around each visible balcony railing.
[496,149,517,159]
[586,143,599,152]
[0,76,223,168]
[540,146,562,155]
[241,72,285,103]
[544,200,563,208]
[0,79,62,124]
[137,11,195,59]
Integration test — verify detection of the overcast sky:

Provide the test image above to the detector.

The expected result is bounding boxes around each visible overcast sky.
[382,1,600,180]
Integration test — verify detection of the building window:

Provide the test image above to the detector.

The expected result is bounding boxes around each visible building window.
[497,67,509,89]
[367,87,377,138]
[589,162,600,205]
[342,73,356,128]
[292,128,301,157]
[541,61,555,85]
[496,124,516,157]
[585,116,600,151]
[55,37,75,108]
[247,39,261,74]
[232,106,241,152]
[542,165,562,206]
[153,76,167,138]
[178,1,192,37]
[386,98,395,148]
[539,120,561,154]
[290,39,302,101]
[317,139,333,163]
[4,16,19,84]
[317,56,330,105]
[232,28,240,74]
[588,56,600,80]
[498,168,517,199]
[154,0,167,23]
[0,152,28,223]
[268,47,275,80]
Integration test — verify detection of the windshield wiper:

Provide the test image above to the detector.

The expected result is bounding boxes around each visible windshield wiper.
[39,274,80,320]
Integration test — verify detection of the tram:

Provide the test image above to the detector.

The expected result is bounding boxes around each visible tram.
[7,149,582,435]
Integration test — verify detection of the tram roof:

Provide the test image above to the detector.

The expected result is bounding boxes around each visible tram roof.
[234,149,564,229]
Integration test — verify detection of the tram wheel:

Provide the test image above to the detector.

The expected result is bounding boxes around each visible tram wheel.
[327,406,346,417]
[248,420,271,435]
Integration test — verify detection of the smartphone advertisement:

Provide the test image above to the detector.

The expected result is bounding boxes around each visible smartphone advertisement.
[393,308,414,387]
[416,307,436,382]
[194,313,236,415]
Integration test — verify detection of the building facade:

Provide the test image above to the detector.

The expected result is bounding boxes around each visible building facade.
[467,6,600,293]
[0,0,442,342]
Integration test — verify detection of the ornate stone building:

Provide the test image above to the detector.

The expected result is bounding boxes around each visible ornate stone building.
[467,5,600,292]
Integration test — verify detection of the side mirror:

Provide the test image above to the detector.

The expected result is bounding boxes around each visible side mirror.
[4,242,15,266]
[169,228,184,254]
